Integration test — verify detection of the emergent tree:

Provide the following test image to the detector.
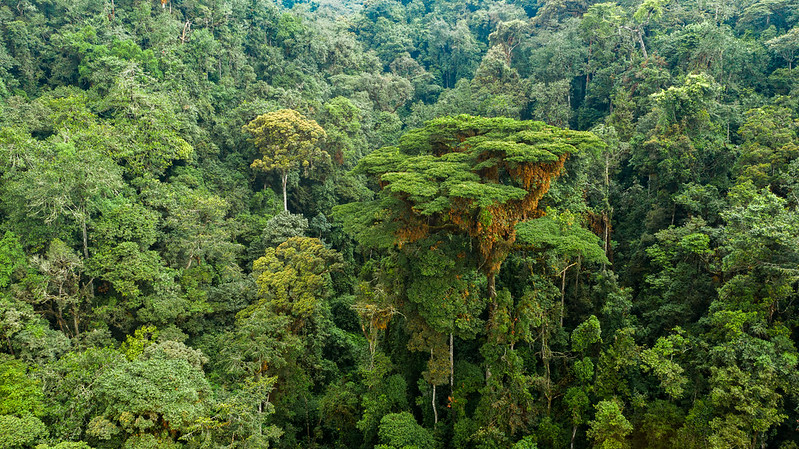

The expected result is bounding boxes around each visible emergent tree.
[244,109,328,212]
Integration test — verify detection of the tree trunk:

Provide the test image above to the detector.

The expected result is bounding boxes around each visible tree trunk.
[432,346,439,425]
[82,218,88,259]
[559,261,579,326]
[561,267,567,327]
[571,424,578,449]
[604,153,611,266]
[305,395,311,441]
[5,335,14,355]
[604,152,610,200]
[81,217,95,297]
[369,338,376,372]
[54,304,67,336]
[449,332,454,390]
[259,399,263,436]
[487,273,497,327]
[636,29,648,59]
[73,305,80,338]
[281,171,289,212]
[181,21,191,43]
[586,41,592,102]
[450,332,455,421]
[432,383,438,424]
[604,212,610,263]
[486,273,498,383]
[541,321,552,414]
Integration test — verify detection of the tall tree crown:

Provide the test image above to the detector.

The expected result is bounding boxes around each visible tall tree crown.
[348,114,604,275]
[244,109,328,175]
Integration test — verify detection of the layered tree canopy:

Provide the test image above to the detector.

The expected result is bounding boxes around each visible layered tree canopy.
[339,115,604,277]
[1,0,799,448]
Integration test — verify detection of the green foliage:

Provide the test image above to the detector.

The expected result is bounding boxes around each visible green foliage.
[246,109,328,175]
[587,400,633,449]
[403,235,486,337]
[719,182,799,313]
[92,201,158,250]
[198,374,283,448]
[39,347,124,442]
[641,217,719,335]
[252,236,342,329]
[91,350,211,442]
[0,232,24,288]
[766,27,799,68]
[0,413,48,448]
[0,355,43,416]
[105,100,194,178]
[516,212,610,267]
[1,0,799,447]
[118,326,158,361]
[1,118,124,251]
[343,114,604,304]
[89,243,162,300]
[245,109,329,212]
[635,400,684,449]
[35,442,93,449]
[512,435,538,449]
[651,73,719,130]
[358,371,409,444]
[594,328,640,400]
[572,316,602,354]
[640,330,689,399]
[377,412,435,449]
[696,305,798,448]
[0,294,42,356]
[259,211,309,249]
[735,105,799,192]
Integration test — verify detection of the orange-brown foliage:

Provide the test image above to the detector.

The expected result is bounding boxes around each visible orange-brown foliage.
[396,220,429,248]
[391,148,569,279]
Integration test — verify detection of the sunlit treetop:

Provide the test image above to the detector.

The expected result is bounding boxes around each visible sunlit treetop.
[340,114,604,277]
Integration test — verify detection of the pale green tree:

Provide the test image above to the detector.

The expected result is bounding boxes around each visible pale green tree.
[244,109,328,212]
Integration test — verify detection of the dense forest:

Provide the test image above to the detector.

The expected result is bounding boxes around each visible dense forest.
[1,0,798,447]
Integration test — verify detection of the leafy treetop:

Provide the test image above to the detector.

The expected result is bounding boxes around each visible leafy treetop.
[347,114,604,278]
[244,109,328,211]
[245,109,328,174]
